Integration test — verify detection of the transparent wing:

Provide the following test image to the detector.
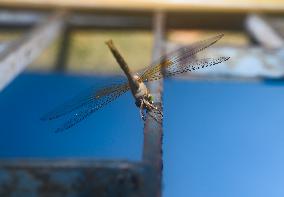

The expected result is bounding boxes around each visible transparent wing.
[41,81,129,121]
[140,34,224,81]
[55,83,130,132]
[142,57,230,82]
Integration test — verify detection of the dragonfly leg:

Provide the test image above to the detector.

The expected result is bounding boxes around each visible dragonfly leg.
[155,106,163,117]
[144,99,163,119]
[144,99,158,111]
[139,100,146,121]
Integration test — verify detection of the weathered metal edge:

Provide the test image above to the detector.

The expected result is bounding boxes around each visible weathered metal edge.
[0,159,158,197]
[143,11,166,197]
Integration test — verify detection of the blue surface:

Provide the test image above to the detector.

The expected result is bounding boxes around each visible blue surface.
[163,79,284,197]
[0,72,143,160]
[1,72,284,196]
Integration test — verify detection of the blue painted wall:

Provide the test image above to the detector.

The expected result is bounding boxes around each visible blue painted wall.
[1,72,284,196]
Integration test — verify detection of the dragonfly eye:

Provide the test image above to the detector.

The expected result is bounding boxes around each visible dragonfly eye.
[148,94,154,103]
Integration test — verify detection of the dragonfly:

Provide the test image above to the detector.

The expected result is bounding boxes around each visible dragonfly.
[41,34,230,132]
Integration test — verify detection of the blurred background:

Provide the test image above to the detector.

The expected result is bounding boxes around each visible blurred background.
[0,0,284,196]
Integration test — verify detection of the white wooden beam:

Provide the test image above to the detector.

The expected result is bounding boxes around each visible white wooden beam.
[0,11,68,91]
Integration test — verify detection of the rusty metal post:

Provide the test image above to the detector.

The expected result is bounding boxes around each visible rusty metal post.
[0,159,157,197]
[143,11,166,197]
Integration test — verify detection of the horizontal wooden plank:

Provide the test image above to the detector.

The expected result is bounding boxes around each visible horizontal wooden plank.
[0,10,46,27]
[0,0,283,13]
[0,11,246,31]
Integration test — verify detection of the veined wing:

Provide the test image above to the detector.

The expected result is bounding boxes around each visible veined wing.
[140,34,224,81]
[142,57,230,81]
[41,81,130,121]
[55,84,129,132]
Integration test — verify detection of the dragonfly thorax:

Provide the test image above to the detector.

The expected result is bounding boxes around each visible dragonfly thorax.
[131,75,152,107]
[134,81,148,98]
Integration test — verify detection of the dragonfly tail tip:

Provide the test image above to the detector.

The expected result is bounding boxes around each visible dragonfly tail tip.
[105,39,113,46]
